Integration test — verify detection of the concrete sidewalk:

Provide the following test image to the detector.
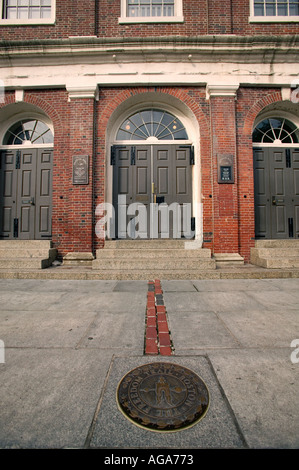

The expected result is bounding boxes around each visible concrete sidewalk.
[0,277,298,449]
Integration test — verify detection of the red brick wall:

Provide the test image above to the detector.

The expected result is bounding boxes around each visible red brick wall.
[0,1,298,40]
[93,86,214,252]
[210,95,239,255]
[236,87,283,261]
[0,85,286,261]
[0,0,96,40]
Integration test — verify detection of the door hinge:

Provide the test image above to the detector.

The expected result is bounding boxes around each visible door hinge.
[13,218,19,238]
[190,146,194,165]
[178,145,194,165]
[286,149,291,168]
[191,217,195,232]
[288,218,294,238]
[15,150,21,169]
[131,146,136,165]
[110,146,116,165]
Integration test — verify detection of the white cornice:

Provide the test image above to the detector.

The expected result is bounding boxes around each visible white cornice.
[206,84,239,100]
[0,35,298,67]
[66,85,99,101]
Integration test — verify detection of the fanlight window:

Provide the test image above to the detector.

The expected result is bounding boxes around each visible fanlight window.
[3,119,54,145]
[116,109,188,141]
[253,117,299,144]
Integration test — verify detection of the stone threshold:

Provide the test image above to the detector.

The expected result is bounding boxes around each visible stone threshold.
[0,264,299,280]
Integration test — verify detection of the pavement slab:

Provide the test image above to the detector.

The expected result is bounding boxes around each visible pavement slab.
[89,356,247,449]
[0,277,298,450]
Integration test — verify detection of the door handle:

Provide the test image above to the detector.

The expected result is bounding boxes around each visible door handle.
[22,197,35,205]
[272,197,284,206]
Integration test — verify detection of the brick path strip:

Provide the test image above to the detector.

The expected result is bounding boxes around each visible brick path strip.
[145,280,173,356]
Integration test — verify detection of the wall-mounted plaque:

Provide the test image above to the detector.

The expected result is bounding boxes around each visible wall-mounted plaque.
[217,155,234,183]
[73,155,89,185]
[220,165,233,182]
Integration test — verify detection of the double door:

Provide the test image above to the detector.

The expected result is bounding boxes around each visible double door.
[254,147,299,239]
[112,144,193,239]
[0,148,53,239]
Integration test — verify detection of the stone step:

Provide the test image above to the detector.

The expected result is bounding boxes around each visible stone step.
[0,258,53,269]
[0,240,52,249]
[213,253,244,267]
[0,240,56,269]
[95,248,212,259]
[93,258,216,270]
[0,248,57,259]
[254,239,299,248]
[104,240,194,250]
[89,269,219,280]
[252,257,299,269]
[251,247,299,258]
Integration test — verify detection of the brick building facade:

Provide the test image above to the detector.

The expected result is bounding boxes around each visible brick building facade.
[0,0,298,264]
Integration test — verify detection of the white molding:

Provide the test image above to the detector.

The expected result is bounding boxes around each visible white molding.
[119,16,184,23]
[281,86,291,101]
[0,0,56,25]
[206,84,239,100]
[249,15,299,22]
[15,89,24,102]
[67,85,99,101]
[119,0,183,23]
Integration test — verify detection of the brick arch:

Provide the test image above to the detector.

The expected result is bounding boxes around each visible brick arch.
[24,92,62,129]
[242,90,282,136]
[99,87,210,142]
[0,92,62,142]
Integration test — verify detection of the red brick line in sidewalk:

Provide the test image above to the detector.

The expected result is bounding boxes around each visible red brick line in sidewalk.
[145,280,173,356]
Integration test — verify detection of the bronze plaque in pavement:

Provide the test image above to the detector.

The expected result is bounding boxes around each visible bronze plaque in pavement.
[116,362,209,432]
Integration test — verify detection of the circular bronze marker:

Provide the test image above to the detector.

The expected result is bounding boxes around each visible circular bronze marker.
[116,362,209,432]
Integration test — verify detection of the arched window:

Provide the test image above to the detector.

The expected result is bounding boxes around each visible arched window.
[116,109,188,141]
[3,119,54,145]
[252,117,299,144]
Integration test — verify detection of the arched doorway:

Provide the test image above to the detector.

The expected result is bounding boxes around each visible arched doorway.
[110,108,195,239]
[253,115,299,239]
[0,113,54,240]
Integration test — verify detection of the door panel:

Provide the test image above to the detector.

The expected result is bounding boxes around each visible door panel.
[254,147,299,239]
[17,150,36,239]
[0,149,53,239]
[0,151,18,238]
[36,149,53,238]
[112,144,193,239]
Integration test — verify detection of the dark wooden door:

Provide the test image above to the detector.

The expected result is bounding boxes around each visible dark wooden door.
[0,148,53,239]
[112,144,193,239]
[254,147,299,239]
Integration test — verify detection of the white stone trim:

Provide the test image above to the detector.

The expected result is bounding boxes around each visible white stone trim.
[0,0,56,25]
[15,89,24,102]
[119,0,184,23]
[206,84,239,100]
[66,85,99,101]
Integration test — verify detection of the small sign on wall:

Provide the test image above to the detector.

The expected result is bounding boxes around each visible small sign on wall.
[217,155,234,183]
[73,155,89,185]
[220,165,233,183]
